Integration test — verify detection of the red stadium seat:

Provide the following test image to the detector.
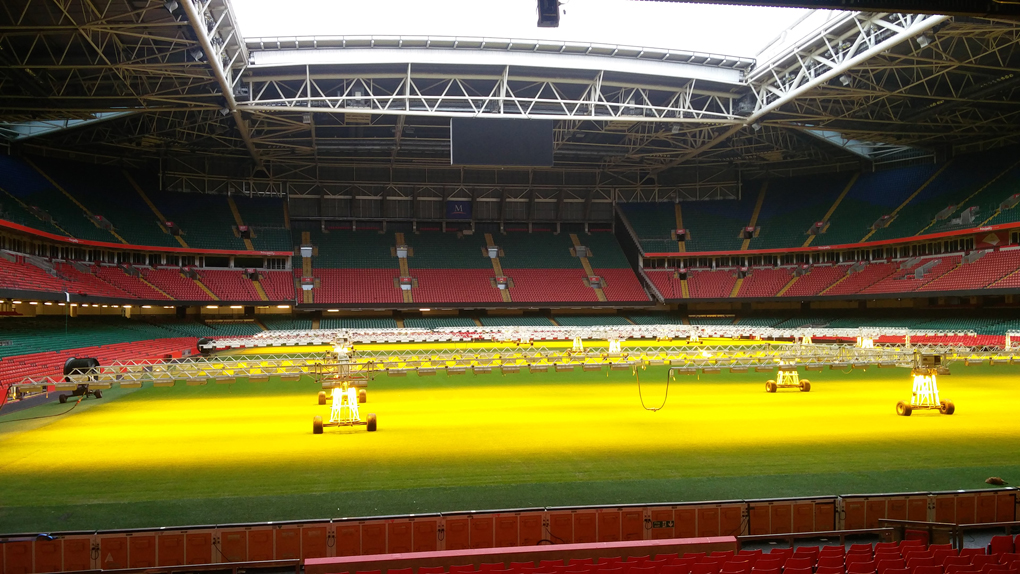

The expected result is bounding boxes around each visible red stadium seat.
[818,556,846,569]
[992,538,1017,557]
[720,562,751,574]
[1001,555,1020,566]
[754,559,782,571]
[712,553,736,560]
[691,563,722,574]
[847,561,877,574]
[794,548,819,560]
[879,560,908,574]
[933,550,958,565]
[751,568,780,574]
[783,559,814,572]
[682,554,707,562]
[451,566,478,574]
[912,566,943,574]
[907,557,937,570]
[851,545,875,556]
[961,551,987,560]
[816,567,845,574]
[782,568,812,574]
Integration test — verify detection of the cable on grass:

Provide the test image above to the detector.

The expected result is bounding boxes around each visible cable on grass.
[635,366,670,412]
[0,395,84,424]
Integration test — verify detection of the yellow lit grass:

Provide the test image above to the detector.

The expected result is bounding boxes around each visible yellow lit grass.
[2,365,1019,513]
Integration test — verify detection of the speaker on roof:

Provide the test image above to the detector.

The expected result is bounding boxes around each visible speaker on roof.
[537,0,559,27]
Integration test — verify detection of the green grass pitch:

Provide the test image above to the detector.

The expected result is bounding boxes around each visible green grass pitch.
[1,364,1018,534]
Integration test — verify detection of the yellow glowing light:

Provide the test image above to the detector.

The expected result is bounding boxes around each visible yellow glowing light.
[277,305,290,309]
[230,305,243,309]
[207,305,218,309]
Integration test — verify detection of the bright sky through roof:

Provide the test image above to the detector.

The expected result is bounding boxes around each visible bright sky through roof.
[232,0,813,59]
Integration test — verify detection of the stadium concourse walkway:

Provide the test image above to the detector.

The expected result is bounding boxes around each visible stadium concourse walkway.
[643,248,1020,301]
[303,226,649,305]
[621,145,1020,255]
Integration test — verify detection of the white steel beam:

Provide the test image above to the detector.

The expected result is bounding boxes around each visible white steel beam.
[179,0,261,169]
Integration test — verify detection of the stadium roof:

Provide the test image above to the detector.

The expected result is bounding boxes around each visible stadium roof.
[1,0,1019,204]
[232,0,813,60]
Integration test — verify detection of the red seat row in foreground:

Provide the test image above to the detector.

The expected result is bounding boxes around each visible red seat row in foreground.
[334,539,1020,574]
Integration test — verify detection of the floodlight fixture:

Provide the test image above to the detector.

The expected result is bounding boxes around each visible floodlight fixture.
[751,122,762,131]
[839,74,851,86]
[219,107,230,116]
[916,33,933,48]
[189,47,204,61]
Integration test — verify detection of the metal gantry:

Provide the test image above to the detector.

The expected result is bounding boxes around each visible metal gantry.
[11,341,1019,390]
